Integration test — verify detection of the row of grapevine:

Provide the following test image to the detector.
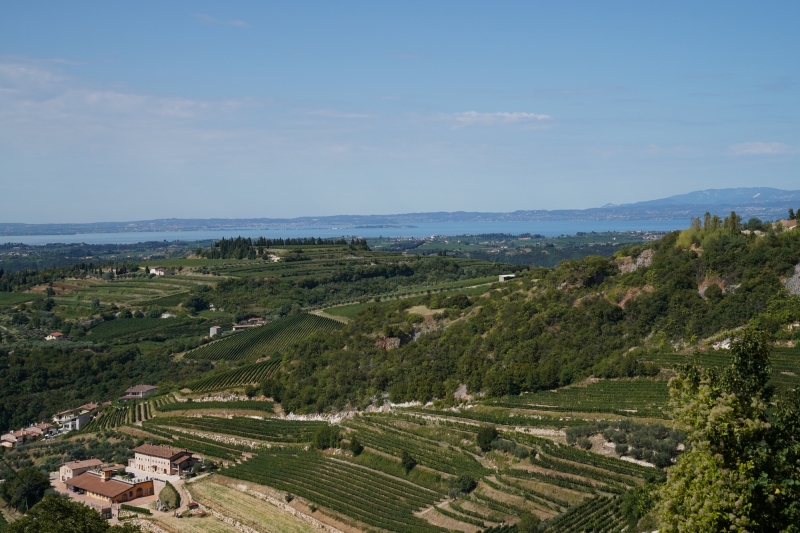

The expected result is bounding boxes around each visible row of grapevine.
[155,400,274,413]
[542,496,625,532]
[225,448,445,533]
[187,359,282,392]
[402,407,587,428]
[346,421,484,476]
[486,378,670,419]
[538,441,659,480]
[185,314,342,361]
[80,401,153,431]
[150,416,325,443]
[140,422,248,461]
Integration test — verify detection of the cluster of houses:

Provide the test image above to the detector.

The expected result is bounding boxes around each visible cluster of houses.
[209,317,267,337]
[1,422,55,448]
[57,444,199,518]
[1,385,158,449]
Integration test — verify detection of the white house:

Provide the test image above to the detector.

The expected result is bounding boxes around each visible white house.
[46,332,65,341]
[498,274,516,282]
[52,403,98,432]
[210,326,222,337]
[150,267,175,276]
[119,384,158,401]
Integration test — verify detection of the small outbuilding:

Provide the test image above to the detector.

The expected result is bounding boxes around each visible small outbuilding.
[210,326,222,337]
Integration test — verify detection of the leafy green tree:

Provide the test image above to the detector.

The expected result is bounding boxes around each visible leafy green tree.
[517,512,541,533]
[0,467,50,512]
[655,328,800,532]
[6,495,140,532]
[476,426,498,452]
[348,436,363,456]
[312,425,340,450]
[400,450,417,473]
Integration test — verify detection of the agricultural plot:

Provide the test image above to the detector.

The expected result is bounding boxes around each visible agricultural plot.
[346,420,484,477]
[141,421,255,461]
[185,314,342,361]
[187,477,320,533]
[187,359,282,392]
[155,399,274,413]
[54,276,204,306]
[150,416,326,443]
[81,401,152,431]
[338,413,647,531]
[649,347,800,392]
[487,378,670,419]
[224,448,445,533]
[0,292,42,307]
[87,317,209,343]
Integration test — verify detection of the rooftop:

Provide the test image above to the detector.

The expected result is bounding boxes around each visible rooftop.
[65,472,141,498]
[63,459,103,470]
[124,385,157,394]
[133,443,189,460]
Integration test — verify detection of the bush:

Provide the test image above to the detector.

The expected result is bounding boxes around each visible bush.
[477,426,498,452]
[577,437,592,450]
[348,436,364,456]
[449,475,477,494]
[158,481,180,510]
[312,425,340,450]
[517,512,541,533]
[401,450,417,473]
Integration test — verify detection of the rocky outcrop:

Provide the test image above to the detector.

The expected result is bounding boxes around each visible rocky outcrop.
[785,264,800,296]
[616,249,654,274]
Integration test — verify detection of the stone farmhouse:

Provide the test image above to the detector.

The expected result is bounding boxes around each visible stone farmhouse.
[59,458,103,482]
[130,444,198,475]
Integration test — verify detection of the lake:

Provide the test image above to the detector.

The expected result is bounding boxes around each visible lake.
[1,219,689,246]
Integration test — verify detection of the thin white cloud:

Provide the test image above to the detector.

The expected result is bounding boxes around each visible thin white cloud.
[193,13,251,28]
[449,111,551,126]
[729,142,799,156]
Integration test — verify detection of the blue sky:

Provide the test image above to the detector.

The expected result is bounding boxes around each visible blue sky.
[1,1,798,223]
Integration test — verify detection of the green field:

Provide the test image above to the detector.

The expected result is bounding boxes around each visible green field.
[0,292,42,306]
[185,314,342,361]
[87,316,209,343]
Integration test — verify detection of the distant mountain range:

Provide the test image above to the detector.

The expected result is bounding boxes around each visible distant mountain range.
[2,187,799,236]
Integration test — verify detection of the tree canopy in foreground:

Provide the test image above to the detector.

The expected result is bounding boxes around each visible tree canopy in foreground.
[656,328,800,532]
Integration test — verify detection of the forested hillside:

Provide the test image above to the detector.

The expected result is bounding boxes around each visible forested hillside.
[270,219,800,413]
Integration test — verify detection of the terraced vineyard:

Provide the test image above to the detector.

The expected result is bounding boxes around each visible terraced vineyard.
[346,419,484,476]
[225,448,445,533]
[487,378,671,419]
[141,420,256,461]
[155,399,274,413]
[150,416,326,443]
[81,401,153,431]
[185,314,342,361]
[186,359,282,392]
[649,347,800,392]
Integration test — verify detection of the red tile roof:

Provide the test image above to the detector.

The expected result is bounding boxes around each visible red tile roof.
[63,459,103,470]
[66,472,146,499]
[125,385,157,394]
[133,444,189,460]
